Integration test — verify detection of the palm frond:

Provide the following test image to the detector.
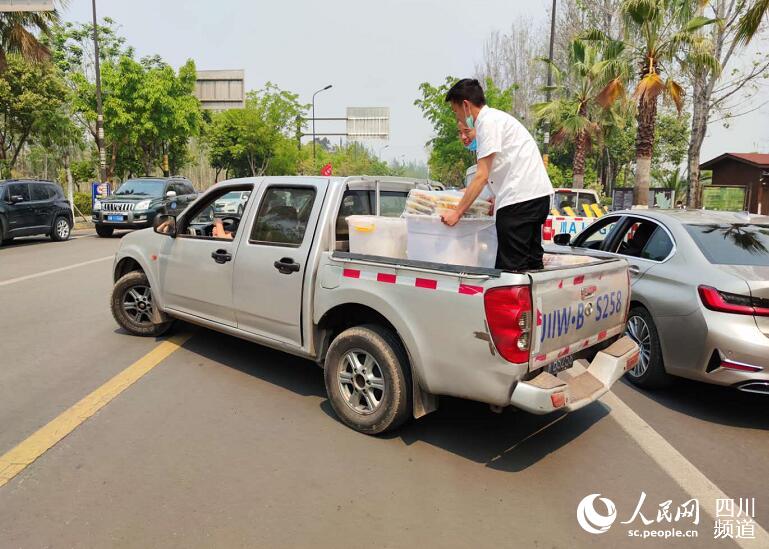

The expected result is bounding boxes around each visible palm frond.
[736,0,769,45]
[596,77,625,107]
[665,79,685,113]
[633,72,665,104]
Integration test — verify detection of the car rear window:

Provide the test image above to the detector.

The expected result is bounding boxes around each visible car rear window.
[685,224,769,266]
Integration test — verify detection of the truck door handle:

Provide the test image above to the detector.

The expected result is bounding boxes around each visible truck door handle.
[274,257,300,274]
[211,249,232,264]
[628,265,641,276]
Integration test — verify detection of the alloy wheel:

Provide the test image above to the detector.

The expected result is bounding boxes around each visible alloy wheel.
[626,315,651,378]
[122,285,154,326]
[338,349,386,415]
[56,218,70,239]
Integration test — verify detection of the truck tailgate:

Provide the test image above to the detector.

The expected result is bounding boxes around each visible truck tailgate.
[529,258,629,369]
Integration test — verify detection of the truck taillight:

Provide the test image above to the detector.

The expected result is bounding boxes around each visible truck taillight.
[542,218,554,241]
[484,286,532,364]
[698,285,769,318]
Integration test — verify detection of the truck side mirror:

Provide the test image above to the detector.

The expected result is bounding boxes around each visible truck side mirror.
[553,233,572,246]
[166,190,177,198]
[153,214,176,237]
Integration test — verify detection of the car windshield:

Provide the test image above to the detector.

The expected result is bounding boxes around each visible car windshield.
[553,190,596,212]
[218,191,244,201]
[685,223,769,266]
[114,179,165,196]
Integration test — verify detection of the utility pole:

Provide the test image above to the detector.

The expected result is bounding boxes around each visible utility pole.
[543,0,557,168]
[92,0,107,184]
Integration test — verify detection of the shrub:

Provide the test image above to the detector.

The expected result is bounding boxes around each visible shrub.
[73,192,92,216]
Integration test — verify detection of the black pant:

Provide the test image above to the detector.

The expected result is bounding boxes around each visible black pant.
[495,195,550,271]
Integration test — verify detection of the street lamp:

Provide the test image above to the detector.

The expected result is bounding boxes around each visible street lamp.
[92,0,107,183]
[543,0,557,167]
[379,144,389,158]
[312,84,333,163]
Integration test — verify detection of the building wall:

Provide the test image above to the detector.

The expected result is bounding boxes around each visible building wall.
[710,158,762,213]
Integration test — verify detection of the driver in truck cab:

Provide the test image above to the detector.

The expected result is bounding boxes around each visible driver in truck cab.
[442,78,554,271]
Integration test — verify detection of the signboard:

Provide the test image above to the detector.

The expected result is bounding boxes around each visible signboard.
[92,182,111,209]
[0,1,54,10]
[702,186,746,211]
[649,188,674,208]
[194,70,245,110]
[346,107,389,139]
[612,188,634,211]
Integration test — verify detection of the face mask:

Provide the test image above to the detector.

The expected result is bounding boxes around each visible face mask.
[464,138,477,152]
[464,102,475,129]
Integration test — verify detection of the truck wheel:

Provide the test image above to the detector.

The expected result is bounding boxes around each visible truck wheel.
[50,216,71,241]
[624,306,671,389]
[111,271,173,337]
[324,324,412,435]
[96,225,114,237]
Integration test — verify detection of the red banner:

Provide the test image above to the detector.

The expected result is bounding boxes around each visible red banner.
[320,163,333,176]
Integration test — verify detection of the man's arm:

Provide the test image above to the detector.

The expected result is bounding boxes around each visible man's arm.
[441,153,494,226]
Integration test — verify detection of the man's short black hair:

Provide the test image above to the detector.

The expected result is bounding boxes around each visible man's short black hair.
[445,78,486,106]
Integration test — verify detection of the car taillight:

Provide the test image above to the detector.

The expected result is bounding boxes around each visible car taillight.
[542,218,554,241]
[484,285,532,364]
[698,285,769,317]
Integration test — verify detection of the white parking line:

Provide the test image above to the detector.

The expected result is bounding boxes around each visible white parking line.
[602,391,769,548]
[0,256,114,287]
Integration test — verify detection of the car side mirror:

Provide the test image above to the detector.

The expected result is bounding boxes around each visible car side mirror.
[9,195,24,204]
[553,233,572,246]
[166,190,177,198]
[153,214,177,237]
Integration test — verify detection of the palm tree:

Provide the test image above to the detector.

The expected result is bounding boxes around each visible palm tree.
[533,38,627,189]
[0,3,63,71]
[617,0,718,205]
[736,0,769,44]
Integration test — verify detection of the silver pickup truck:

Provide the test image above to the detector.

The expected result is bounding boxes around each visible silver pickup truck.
[110,176,639,435]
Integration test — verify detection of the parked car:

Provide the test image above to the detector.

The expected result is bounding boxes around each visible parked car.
[109,176,638,435]
[214,190,250,216]
[549,209,769,394]
[0,179,73,244]
[93,176,197,237]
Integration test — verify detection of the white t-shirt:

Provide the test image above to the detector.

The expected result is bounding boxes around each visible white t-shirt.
[475,106,554,212]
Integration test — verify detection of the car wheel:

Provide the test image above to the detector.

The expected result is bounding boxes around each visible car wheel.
[50,216,71,241]
[96,224,114,238]
[111,271,173,337]
[324,324,412,435]
[624,306,671,388]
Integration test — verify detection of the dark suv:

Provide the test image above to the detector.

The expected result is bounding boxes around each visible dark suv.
[93,176,197,237]
[0,179,73,245]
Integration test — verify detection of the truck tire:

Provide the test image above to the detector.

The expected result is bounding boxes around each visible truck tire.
[50,215,72,241]
[111,271,173,337]
[96,224,114,237]
[624,306,671,389]
[324,324,412,435]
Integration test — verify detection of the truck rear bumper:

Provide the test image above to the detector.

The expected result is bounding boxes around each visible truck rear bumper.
[510,336,639,414]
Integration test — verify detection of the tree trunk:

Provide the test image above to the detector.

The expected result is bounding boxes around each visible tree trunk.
[687,81,708,209]
[572,132,586,189]
[634,96,658,206]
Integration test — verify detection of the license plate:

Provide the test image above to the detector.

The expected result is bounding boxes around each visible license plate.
[107,215,125,222]
[547,354,574,375]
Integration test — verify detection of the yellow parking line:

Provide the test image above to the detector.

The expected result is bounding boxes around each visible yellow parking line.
[0,332,192,489]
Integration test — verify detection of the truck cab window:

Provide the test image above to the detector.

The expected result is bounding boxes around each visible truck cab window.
[250,187,316,246]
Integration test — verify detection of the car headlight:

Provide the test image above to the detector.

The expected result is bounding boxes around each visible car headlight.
[135,199,152,211]
[93,200,102,211]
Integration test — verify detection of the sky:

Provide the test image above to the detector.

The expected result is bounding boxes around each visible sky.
[64,0,769,165]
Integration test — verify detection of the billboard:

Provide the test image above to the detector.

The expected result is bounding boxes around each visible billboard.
[346,107,389,139]
[194,70,244,110]
[0,1,54,10]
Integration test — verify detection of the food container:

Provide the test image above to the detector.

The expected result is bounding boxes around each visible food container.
[405,214,497,268]
[346,215,407,258]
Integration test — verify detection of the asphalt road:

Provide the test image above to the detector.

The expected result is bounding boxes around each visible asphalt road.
[0,231,766,548]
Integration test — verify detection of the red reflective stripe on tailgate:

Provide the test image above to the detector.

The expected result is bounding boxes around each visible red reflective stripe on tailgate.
[343,269,360,279]
[598,330,607,340]
[377,273,396,284]
[573,275,585,285]
[558,346,571,358]
[415,278,438,289]
[458,284,484,295]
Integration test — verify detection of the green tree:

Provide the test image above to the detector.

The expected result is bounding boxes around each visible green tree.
[299,142,389,177]
[603,0,718,205]
[736,0,769,43]
[0,54,69,175]
[533,37,627,189]
[414,76,515,187]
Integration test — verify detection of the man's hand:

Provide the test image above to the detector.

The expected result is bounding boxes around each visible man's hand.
[441,210,461,227]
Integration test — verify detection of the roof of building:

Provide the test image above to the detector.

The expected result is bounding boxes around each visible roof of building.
[700,152,769,170]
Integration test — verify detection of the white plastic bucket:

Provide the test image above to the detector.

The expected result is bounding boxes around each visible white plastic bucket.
[405,215,497,268]
[346,215,407,258]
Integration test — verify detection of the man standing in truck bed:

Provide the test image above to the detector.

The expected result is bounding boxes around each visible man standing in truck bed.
[441,78,554,271]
